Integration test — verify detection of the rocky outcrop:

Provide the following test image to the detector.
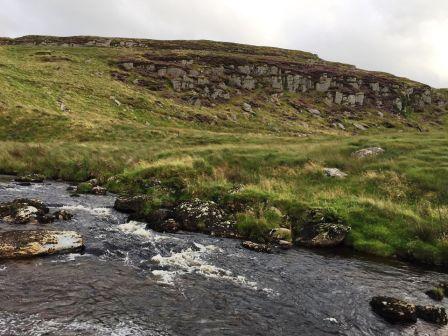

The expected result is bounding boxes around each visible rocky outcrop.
[370,297,417,324]
[416,305,448,325]
[0,230,84,259]
[352,147,385,159]
[114,195,149,214]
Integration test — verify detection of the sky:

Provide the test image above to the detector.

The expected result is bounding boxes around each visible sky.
[0,0,447,88]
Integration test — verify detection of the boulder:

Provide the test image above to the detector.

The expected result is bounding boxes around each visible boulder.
[352,147,385,159]
[0,230,84,259]
[53,210,73,221]
[323,168,347,179]
[114,195,148,214]
[295,223,350,248]
[14,174,45,183]
[242,241,272,253]
[173,199,236,236]
[152,219,180,233]
[269,228,292,242]
[91,186,107,195]
[0,199,49,224]
[278,240,293,250]
[370,296,417,324]
[416,305,448,325]
[425,288,444,301]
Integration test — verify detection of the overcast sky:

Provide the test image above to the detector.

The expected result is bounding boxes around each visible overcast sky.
[1,0,447,88]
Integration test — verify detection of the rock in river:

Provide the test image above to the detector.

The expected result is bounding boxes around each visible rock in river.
[242,241,272,253]
[370,296,417,324]
[416,305,448,325]
[0,198,49,224]
[14,174,45,183]
[0,230,84,259]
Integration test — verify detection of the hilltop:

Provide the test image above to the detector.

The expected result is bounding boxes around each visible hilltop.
[0,36,447,267]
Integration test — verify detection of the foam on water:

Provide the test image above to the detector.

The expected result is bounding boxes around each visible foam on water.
[118,221,178,241]
[151,242,262,291]
[61,204,114,218]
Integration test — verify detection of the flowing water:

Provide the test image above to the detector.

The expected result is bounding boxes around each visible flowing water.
[0,178,447,336]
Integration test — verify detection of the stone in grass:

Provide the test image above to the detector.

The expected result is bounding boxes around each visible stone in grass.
[425,288,445,302]
[416,305,448,325]
[295,223,350,248]
[351,147,385,159]
[323,168,348,179]
[370,296,417,324]
[242,241,272,253]
[0,230,84,259]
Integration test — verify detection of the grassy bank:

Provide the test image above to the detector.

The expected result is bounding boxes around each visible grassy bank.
[1,130,448,266]
[0,42,447,267]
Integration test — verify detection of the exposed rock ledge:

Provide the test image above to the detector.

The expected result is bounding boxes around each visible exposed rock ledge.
[0,230,84,259]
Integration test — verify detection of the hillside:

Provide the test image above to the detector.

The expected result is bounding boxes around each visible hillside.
[0,36,448,267]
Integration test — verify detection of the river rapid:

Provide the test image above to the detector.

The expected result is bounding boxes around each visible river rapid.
[0,178,447,336]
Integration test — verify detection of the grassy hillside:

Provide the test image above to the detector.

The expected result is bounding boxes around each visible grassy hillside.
[0,37,447,267]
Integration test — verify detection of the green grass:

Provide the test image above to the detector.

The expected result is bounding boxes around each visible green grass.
[0,43,447,267]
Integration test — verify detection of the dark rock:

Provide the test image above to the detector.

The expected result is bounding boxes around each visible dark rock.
[295,223,350,248]
[0,230,84,259]
[0,198,49,224]
[114,195,148,214]
[149,219,180,233]
[370,296,417,324]
[91,186,107,195]
[242,241,272,253]
[16,182,31,186]
[66,185,78,192]
[174,199,235,236]
[425,288,444,301]
[14,174,45,183]
[416,305,448,325]
[53,210,73,221]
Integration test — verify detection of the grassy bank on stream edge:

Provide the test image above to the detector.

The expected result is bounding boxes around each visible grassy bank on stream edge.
[1,130,448,267]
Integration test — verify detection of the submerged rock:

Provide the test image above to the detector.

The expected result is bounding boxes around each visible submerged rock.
[242,241,272,253]
[0,230,84,259]
[352,147,385,159]
[416,305,448,325]
[14,174,45,183]
[370,296,417,324]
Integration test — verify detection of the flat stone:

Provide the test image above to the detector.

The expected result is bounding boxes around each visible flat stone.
[0,230,84,259]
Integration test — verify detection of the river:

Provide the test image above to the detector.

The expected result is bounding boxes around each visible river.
[0,178,447,335]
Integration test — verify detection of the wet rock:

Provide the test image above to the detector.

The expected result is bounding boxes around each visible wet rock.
[295,223,350,248]
[242,241,272,253]
[425,288,444,301]
[323,168,347,179]
[416,305,448,325]
[0,199,49,224]
[0,230,84,259]
[154,219,180,233]
[91,186,107,195]
[14,174,45,183]
[370,297,417,324]
[114,195,148,214]
[352,147,385,159]
[66,185,78,192]
[278,240,293,250]
[53,210,73,221]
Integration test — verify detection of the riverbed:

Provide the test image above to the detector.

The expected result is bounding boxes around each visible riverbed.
[0,179,447,335]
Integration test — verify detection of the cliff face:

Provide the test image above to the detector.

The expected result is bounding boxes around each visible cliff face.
[2,35,445,115]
